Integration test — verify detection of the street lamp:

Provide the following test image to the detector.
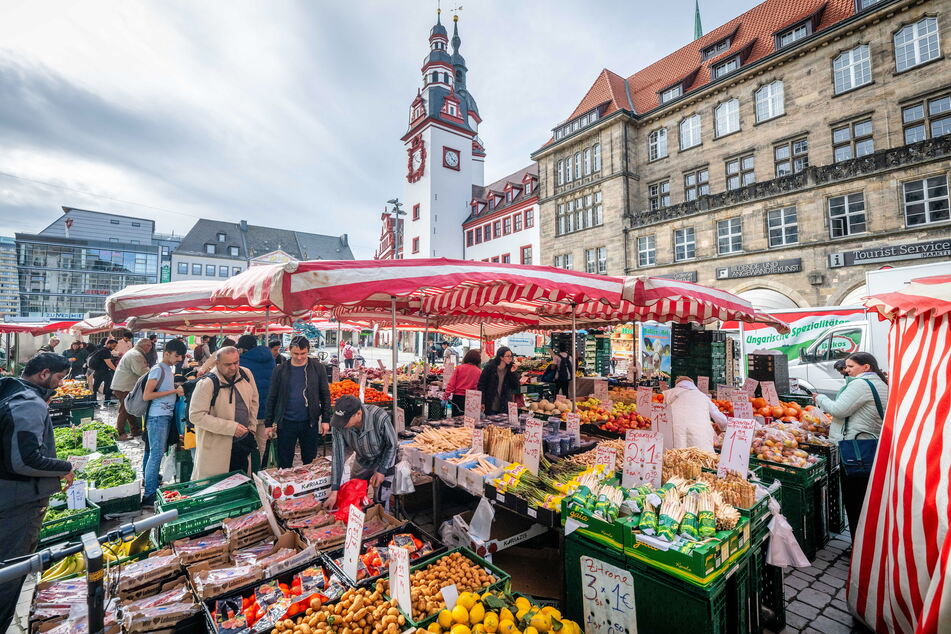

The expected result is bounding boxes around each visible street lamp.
[385,199,406,259]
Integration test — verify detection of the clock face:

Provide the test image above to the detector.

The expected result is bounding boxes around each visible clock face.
[445,150,459,167]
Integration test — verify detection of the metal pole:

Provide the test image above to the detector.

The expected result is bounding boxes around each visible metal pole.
[391,297,401,432]
[422,315,430,381]
[336,322,341,363]
[264,305,270,344]
[571,307,577,411]
[738,321,747,383]
[5,333,10,373]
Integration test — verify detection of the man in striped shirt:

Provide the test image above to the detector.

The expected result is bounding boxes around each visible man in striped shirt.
[326,395,398,509]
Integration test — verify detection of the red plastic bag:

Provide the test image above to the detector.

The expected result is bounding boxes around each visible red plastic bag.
[333,479,369,522]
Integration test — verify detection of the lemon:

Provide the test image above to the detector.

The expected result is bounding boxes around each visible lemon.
[452,605,470,626]
[469,603,486,624]
[524,628,540,634]
[498,619,516,634]
[451,626,472,634]
[481,591,495,602]
[499,608,516,624]
[458,592,477,611]
[438,609,454,630]
[529,612,551,633]
[483,612,500,633]
[515,608,529,622]
[514,597,532,612]
[561,620,579,634]
[472,626,487,634]
[540,607,561,620]
[428,624,443,633]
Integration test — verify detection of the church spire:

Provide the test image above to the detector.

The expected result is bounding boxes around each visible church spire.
[452,14,461,53]
[694,0,703,40]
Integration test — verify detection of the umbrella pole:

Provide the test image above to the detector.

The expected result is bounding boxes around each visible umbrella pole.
[5,333,9,373]
[422,315,430,383]
[391,297,401,432]
[571,306,577,411]
[265,305,270,343]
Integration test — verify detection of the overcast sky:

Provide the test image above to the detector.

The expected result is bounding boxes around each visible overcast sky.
[0,0,759,258]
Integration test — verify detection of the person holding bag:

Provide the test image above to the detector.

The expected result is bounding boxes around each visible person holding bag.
[814,352,889,538]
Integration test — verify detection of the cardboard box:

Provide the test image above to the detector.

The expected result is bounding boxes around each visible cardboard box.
[259,457,333,500]
[297,504,404,551]
[561,500,625,552]
[456,457,507,496]
[87,478,142,503]
[453,507,547,559]
[434,449,466,485]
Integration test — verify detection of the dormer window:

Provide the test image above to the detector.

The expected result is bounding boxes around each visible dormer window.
[660,84,683,104]
[525,181,533,195]
[506,191,513,203]
[217,232,226,242]
[446,102,457,117]
[777,22,811,48]
[701,38,731,61]
[205,244,216,255]
[713,56,740,78]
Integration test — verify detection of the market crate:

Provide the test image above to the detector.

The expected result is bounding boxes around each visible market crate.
[89,478,143,515]
[175,447,193,483]
[750,530,785,633]
[561,498,626,552]
[828,466,846,534]
[799,440,840,474]
[323,524,446,587]
[750,456,827,488]
[726,549,753,634]
[155,470,253,513]
[69,405,95,426]
[765,478,828,561]
[157,494,261,545]
[39,500,101,547]
[424,398,444,421]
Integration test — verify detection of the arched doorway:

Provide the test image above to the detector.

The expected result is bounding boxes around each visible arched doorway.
[737,288,800,311]
[838,284,868,306]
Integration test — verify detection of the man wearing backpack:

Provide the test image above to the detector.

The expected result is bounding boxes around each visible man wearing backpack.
[139,340,186,507]
[111,338,153,440]
[188,346,259,480]
[0,354,74,631]
[88,339,118,404]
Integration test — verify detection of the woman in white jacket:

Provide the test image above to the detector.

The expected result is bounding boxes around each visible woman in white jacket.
[664,377,728,452]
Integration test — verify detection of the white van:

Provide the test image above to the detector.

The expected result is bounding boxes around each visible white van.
[788,321,868,396]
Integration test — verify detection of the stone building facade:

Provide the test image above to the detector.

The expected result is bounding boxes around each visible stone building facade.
[533,0,951,308]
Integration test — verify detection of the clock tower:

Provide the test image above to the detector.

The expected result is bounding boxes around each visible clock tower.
[400,11,484,260]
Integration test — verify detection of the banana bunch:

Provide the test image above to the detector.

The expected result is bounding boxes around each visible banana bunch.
[101,536,134,563]
[40,553,84,582]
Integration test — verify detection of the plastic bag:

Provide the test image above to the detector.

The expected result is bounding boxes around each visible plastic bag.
[392,460,415,496]
[469,497,495,542]
[766,496,810,568]
[333,478,369,521]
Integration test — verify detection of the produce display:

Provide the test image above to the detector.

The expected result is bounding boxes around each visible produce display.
[575,397,651,433]
[490,459,593,514]
[429,589,582,634]
[736,427,820,468]
[525,398,571,416]
[713,397,831,435]
[54,421,119,458]
[482,426,523,463]
[53,380,93,399]
[403,426,472,454]
[608,386,638,404]
[565,438,624,472]
[330,380,391,404]
[43,507,82,522]
[280,583,405,634]
[662,447,719,481]
[76,453,136,489]
[331,532,436,581]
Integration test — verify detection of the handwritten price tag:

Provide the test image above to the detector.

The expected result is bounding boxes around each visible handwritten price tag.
[622,430,663,489]
[81,430,97,452]
[718,418,756,478]
[463,416,476,429]
[594,445,617,474]
[507,401,518,426]
[716,384,734,401]
[636,387,652,415]
[731,394,754,420]
[760,381,780,406]
[580,555,637,634]
[68,455,89,470]
[358,371,367,401]
[332,366,340,383]
[523,419,543,475]
[66,480,87,510]
[697,376,710,394]
[741,378,759,396]
[566,413,581,443]
[342,505,366,583]
[389,546,412,615]
[650,402,673,450]
[594,379,609,403]
[471,427,484,454]
[789,378,800,393]
[464,389,482,421]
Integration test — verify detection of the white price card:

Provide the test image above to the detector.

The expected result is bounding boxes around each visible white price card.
[697,376,710,394]
[81,430,97,452]
[622,430,663,489]
[358,371,367,401]
[580,555,638,634]
[717,418,756,478]
[627,362,637,382]
[731,394,755,420]
[354,359,363,370]
[760,381,780,406]
[593,379,609,403]
[507,401,518,426]
[566,413,581,443]
[471,427,484,454]
[389,546,412,615]
[341,505,366,583]
[463,416,476,429]
[716,384,734,402]
[742,378,759,396]
[464,389,482,421]
[68,454,89,470]
[636,387,652,416]
[332,365,340,383]
[523,419,544,475]
[440,584,459,613]
[66,480,87,510]
[395,407,405,433]
[650,402,673,450]
[443,360,454,386]
[594,445,617,474]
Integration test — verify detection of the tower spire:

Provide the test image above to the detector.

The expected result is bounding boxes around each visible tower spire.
[694,0,703,40]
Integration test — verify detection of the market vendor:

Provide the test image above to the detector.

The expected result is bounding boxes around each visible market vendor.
[664,376,727,452]
[443,349,482,413]
[326,394,397,509]
[478,346,520,415]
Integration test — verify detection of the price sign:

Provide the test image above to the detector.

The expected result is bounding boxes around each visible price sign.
[627,362,637,382]
[658,380,669,391]
[471,427,484,454]
[760,381,780,406]
[66,480,86,510]
[789,378,800,393]
[717,418,756,478]
[67,455,89,470]
[741,378,759,396]
[354,359,363,370]
[523,419,543,475]
[389,546,412,615]
[377,359,385,370]
[440,584,459,613]
[395,407,405,433]
[332,365,340,383]
[697,376,710,394]
[580,555,637,634]
[622,430,663,489]
[463,416,476,429]
[81,430,97,452]
[464,389,482,422]
[716,384,734,401]
[358,371,367,401]
[731,394,755,420]
[381,373,391,397]
[507,401,518,426]
[650,402,673,449]
[341,505,366,583]
[594,379,609,403]
[636,387,652,415]
[594,445,617,473]
[566,413,581,443]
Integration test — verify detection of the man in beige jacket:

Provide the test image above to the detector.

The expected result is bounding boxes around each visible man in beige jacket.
[189,347,259,480]
[111,338,153,439]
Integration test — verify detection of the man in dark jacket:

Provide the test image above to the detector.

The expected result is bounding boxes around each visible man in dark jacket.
[237,334,276,458]
[265,336,332,468]
[62,340,88,379]
[88,339,118,403]
[0,354,74,631]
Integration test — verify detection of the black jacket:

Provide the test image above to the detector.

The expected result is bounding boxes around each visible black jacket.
[264,358,332,427]
[477,360,521,414]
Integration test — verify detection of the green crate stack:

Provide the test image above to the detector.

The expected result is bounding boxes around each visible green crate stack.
[752,457,829,561]
[749,531,786,633]
[156,470,255,514]
[157,493,261,545]
[827,466,845,534]
[726,551,753,634]
[39,500,101,547]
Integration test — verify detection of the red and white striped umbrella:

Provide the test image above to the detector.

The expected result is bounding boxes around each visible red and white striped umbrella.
[850,274,951,633]
[106,280,224,322]
[69,315,118,336]
[126,308,297,333]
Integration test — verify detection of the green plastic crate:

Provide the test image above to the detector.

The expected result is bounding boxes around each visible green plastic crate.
[726,550,753,634]
[39,500,101,547]
[750,531,785,633]
[156,470,253,513]
[157,494,260,545]
[564,533,626,625]
[97,493,141,516]
[828,466,845,534]
[69,405,96,426]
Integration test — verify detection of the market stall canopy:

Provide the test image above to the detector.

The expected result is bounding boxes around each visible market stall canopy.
[126,307,298,333]
[106,280,225,322]
[850,274,951,633]
[0,323,51,334]
[69,315,117,335]
[28,321,79,336]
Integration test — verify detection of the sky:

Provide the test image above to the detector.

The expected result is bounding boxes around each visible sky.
[0,0,760,258]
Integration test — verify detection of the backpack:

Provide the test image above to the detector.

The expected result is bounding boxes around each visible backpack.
[124,364,168,417]
[203,368,251,409]
[88,349,107,372]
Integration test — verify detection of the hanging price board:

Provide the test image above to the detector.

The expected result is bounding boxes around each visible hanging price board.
[594,445,617,474]
[697,376,710,394]
[593,380,609,403]
[507,402,518,426]
[389,546,412,615]
[471,427,484,454]
[566,413,581,443]
[622,430,663,489]
[341,505,366,583]
[760,381,780,406]
[66,480,87,510]
[717,418,756,478]
[716,385,734,401]
[358,371,367,401]
[81,430,97,452]
[731,394,755,420]
[523,419,543,475]
[464,389,482,421]
[650,402,673,449]
[636,387,652,415]
[332,366,340,383]
[579,555,638,634]
[741,378,759,396]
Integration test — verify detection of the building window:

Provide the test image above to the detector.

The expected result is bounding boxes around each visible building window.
[702,38,731,61]
[132,222,141,228]
[726,154,755,190]
[903,176,950,226]
[767,206,799,247]
[191,264,201,275]
[679,114,702,149]
[583,148,592,175]
[565,157,573,182]
[859,0,885,9]
[833,119,874,162]
[205,265,215,277]
[161,246,170,256]
[715,99,740,137]
[778,23,810,48]
[501,253,511,264]
[413,204,420,220]
[466,231,474,247]
[660,84,683,104]
[474,227,482,243]
[110,219,120,225]
[506,191,513,203]
[828,193,867,237]
[205,244,216,255]
[217,232,226,242]
[232,267,241,275]
[774,138,809,176]
[574,153,581,180]
[229,246,240,257]
[503,217,512,235]
[902,95,951,143]
[177,262,188,275]
[894,17,940,72]
[553,254,573,270]
[514,214,523,232]
[585,248,597,274]
[754,81,785,122]
[219,266,229,277]
[131,239,140,244]
[557,160,564,185]
[412,237,420,254]
[717,218,743,254]
[491,256,499,263]
[833,45,872,94]
[525,209,534,228]
[493,220,502,238]
[674,228,696,261]
[648,180,670,210]
[648,129,668,161]
[683,168,709,201]
[525,180,533,194]
[713,57,739,78]
[521,246,532,265]
[593,143,602,172]
[637,235,656,267]
[597,247,607,275]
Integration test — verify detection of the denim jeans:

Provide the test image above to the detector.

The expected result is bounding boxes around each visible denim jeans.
[276,419,318,468]
[143,414,172,498]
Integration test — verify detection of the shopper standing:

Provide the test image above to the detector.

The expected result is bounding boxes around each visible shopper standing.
[62,341,88,379]
[342,341,355,369]
[193,335,211,365]
[111,338,153,439]
[815,352,889,537]
[325,395,397,509]
[236,334,276,458]
[113,330,133,359]
[440,341,458,365]
[188,347,259,480]
[664,377,728,452]
[443,349,482,414]
[88,339,118,404]
[477,347,520,415]
[37,337,60,354]
[265,336,332,468]
[140,340,186,507]
[541,347,573,397]
[0,354,74,631]
[145,334,158,366]
[269,339,285,366]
